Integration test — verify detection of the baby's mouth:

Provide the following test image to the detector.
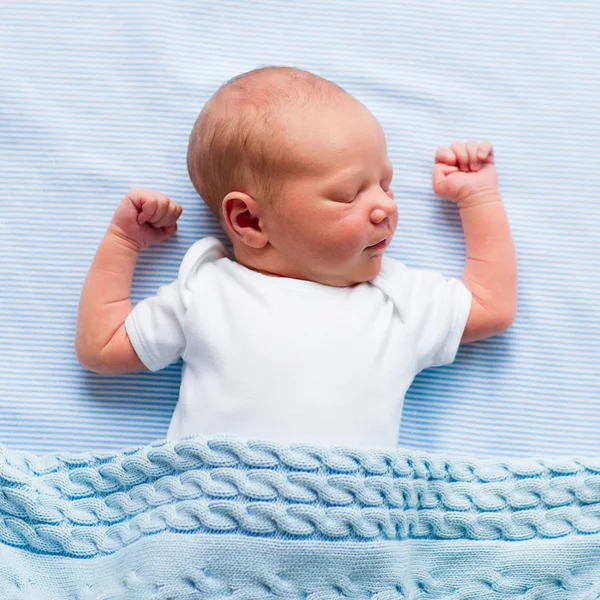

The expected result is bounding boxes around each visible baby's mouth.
[366,237,389,250]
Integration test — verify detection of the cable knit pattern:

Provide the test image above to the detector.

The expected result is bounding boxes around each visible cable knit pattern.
[2,435,600,555]
[4,436,600,598]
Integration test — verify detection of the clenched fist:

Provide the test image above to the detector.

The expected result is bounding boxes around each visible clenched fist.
[110,188,183,250]
[432,141,498,206]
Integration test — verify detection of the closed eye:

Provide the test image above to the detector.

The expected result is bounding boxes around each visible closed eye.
[332,188,363,203]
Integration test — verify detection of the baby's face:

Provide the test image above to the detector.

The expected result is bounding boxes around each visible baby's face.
[262,97,398,287]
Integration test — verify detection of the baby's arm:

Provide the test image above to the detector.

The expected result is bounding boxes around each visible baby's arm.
[433,141,518,344]
[75,188,183,373]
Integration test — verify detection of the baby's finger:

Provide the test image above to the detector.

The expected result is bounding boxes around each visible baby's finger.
[137,197,158,225]
[147,200,170,226]
[146,222,178,246]
[478,141,494,163]
[450,141,469,172]
[439,164,459,176]
[145,192,173,225]
[153,203,183,228]
[466,140,480,171]
[435,147,457,166]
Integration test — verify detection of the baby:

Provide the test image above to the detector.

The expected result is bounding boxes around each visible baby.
[75,66,517,449]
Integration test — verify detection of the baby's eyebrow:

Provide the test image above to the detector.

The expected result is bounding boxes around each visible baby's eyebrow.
[329,168,364,185]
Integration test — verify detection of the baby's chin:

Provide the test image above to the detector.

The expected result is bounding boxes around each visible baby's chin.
[341,255,385,286]
[360,256,385,282]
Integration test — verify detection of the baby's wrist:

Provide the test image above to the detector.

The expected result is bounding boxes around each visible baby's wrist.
[106,223,143,255]
[457,188,503,211]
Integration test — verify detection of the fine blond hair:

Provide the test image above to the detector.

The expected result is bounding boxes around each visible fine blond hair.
[187,66,349,220]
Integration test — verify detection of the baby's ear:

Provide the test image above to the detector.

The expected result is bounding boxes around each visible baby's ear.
[222,191,268,248]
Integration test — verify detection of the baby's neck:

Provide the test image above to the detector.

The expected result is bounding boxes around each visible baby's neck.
[230,237,361,288]
[231,242,292,279]
[240,262,281,278]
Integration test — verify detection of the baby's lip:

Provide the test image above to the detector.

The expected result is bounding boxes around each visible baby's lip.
[366,237,389,250]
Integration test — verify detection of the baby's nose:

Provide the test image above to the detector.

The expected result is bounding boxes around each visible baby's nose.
[370,208,388,223]
[370,195,398,224]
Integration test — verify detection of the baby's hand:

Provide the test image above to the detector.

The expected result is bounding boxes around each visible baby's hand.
[110,188,183,250]
[432,141,498,206]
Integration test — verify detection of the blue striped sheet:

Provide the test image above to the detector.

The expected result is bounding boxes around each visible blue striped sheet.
[1,0,599,457]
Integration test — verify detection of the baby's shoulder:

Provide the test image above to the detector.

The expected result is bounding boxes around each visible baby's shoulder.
[377,256,443,284]
[375,256,411,284]
[178,236,231,295]
[374,256,452,304]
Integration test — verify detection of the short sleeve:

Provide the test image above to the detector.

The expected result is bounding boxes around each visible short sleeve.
[125,237,229,372]
[375,257,472,374]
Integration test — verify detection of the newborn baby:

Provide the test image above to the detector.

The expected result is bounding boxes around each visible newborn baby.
[76,66,517,449]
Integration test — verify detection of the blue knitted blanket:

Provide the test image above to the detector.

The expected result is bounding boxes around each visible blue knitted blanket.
[2,435,600,599]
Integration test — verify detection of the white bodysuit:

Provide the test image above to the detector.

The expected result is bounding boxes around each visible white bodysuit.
[125,237,472,449]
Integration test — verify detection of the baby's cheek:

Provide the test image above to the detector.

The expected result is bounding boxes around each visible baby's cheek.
[327,221,366,259]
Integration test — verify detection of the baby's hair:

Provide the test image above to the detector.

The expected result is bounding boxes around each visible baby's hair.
[187,66,350,221]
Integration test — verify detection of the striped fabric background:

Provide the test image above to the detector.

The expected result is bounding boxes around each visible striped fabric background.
[1,0,599,457]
